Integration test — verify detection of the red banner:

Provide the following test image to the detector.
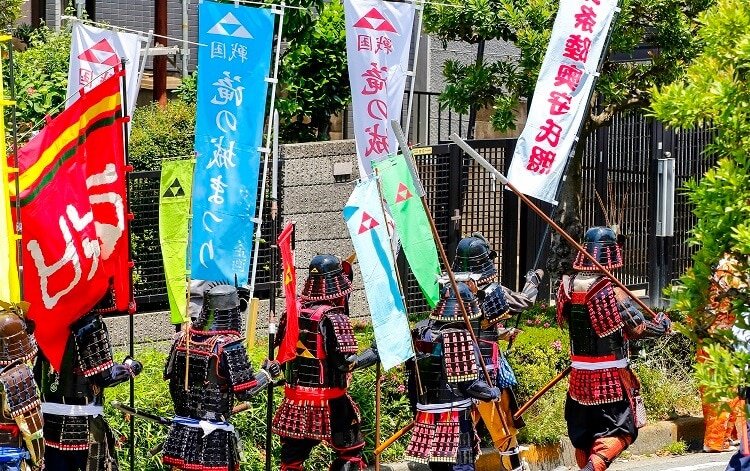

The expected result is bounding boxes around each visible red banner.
[276,222,298,364]
[11,72,129,370]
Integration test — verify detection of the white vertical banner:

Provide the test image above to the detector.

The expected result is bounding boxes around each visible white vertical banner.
[506,0,619,204]
[66,22,142,113]
[345,0,414,177]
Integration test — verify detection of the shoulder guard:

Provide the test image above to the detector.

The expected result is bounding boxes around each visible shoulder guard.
[440,329,479,383]
[584,279,623,337]
[322,309,358,355]
[0,363,44,466]
[220,339,258,394]
[481,283,510,328]
[71,314,114,377]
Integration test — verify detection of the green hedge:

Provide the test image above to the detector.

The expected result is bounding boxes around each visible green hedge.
[104,307,700,469]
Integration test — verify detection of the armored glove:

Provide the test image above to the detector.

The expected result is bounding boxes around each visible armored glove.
[262,359,282,379]
[340,344,379,372]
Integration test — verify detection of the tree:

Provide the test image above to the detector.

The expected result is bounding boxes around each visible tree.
[424,0,714,280]
[276,1,349,142]
[650,0,750,404]
[0,0,23,30]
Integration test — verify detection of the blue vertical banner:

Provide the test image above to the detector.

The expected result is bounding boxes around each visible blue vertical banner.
[191,1,274,284]
[344,177,413,370]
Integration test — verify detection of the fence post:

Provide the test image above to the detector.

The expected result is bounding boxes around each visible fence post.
[648,119,675,309]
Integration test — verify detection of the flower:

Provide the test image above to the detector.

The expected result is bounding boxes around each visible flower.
[541,303,547,309]
[543,322,550,328]
[526,319,533,325]
[397,384,406,394]
[27,87,35,95]
[551,340,562,352]
[534,318,541,325]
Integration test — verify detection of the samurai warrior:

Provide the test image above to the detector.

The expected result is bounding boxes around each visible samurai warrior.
[451,233,544,469]
[556,226,672,471]
[162,284,281,471]
[34,294,143,471]
[0,304,44,471]
[406,282,502,471]
[272,254,378,471]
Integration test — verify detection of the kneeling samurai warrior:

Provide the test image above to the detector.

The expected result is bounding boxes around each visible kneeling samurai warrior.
[272,254,378,471]
[35,295,143,471]
[0,304,44,471]
[406,282,501,471]
[556,226,672,471]
[163,284,281,471]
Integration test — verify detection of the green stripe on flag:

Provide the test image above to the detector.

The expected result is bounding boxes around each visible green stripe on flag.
[159,159,194,324]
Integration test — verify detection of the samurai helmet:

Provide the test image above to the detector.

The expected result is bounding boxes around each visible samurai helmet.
[300,254,354,302]
[429,282,482,322]
[452,233,498,284]
[0,307,37,366]
[573,226,624,271]
[193,284,243,333]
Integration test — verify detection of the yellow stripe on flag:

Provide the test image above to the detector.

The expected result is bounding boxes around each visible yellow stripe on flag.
[10,92,121,196]
[0,39,21,303]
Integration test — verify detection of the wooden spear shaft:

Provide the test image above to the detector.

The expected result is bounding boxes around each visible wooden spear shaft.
[448,133,658,320]
[513,366,571,421]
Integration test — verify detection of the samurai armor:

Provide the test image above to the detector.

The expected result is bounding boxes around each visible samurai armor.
[71,314,114,378]
[0,311,37,366]
[452,235,498,285]
[300,255,354,301]
[479,282,511,327]
[43,414,89,451]
[221,340,258,395]
[0,363,44,466]
[568,368,625,405]
[163,422,239,471]
[324,311,358,355]
[193,285,243,333]
[430,284,482,322]
[405,409,478,465]
[442,329,478,383]
[573,227,624,271]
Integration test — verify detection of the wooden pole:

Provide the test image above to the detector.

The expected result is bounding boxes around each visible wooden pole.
[449,133,658,320]
[513,366,571,421]
[374,422,414,456]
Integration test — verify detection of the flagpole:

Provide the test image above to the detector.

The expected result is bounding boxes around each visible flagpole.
[7,40,23,299]
[391,120,513,443]
[118,57,137,471]
[265,111,280,471]
[403,0,424,143]
[449,133,659,321]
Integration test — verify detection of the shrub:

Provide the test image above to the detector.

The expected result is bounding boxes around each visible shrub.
[128,100,196,171]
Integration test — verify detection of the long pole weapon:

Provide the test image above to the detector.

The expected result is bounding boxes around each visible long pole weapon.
[449,134,658,320]
[391,120,514,442]
[513,366,572,421]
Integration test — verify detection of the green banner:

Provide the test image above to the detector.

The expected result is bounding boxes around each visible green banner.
[374,155,440,308]
[159,159,193,324]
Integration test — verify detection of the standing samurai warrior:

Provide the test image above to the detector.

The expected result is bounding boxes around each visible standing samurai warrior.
[0,304,44,471]
[163,284,281,471]
[35,294,143,471]
[272,254,378,471]
[451,234,544,470]
[406,282,502,471]
[556,226,672,471]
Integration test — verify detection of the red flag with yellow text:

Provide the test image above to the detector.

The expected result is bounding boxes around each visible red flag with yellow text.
[276,222,298,363]
[9,71,130,370]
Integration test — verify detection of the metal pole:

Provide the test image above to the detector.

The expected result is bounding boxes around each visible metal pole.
[403,0,424,142]
[119,58,137,471]
[7,40,23,298]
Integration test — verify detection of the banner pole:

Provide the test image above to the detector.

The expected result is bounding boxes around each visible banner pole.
[449,133,658,320]
[391,120,513,444]
[118,57,137,471]
[402,0,423,143]
[7,40,23,300]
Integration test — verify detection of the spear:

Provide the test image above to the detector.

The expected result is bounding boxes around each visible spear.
[448,133,658,320]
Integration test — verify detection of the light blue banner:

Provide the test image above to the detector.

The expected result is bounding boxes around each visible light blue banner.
[190,1,273,284]
[344,177,414,370]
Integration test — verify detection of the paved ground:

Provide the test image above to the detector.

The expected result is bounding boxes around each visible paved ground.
[585,450,734,471]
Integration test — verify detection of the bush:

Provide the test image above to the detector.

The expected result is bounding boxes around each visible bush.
[128,100,196,171]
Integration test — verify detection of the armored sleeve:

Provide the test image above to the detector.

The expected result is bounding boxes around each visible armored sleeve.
[321,309,359,370]
[555,276,572,327]
[615,287,671,338]
[220,339,261,401]
[459,378,500,402]
[501,286,534,313]
[0,363,45,467]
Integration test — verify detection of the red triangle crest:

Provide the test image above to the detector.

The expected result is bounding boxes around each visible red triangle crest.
[358,211,380,234]
[352,8,397,33]
[394,183,413,203]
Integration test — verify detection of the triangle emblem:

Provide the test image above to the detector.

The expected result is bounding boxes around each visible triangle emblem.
[358,211,380,234]
[394,183,413,203]
[352,8,397,33]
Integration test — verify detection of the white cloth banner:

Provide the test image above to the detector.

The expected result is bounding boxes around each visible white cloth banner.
[66,22,142,113]
[506,0,619,204]
[345,0,414,177]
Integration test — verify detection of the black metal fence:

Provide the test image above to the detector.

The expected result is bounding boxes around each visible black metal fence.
[129,167,283,311]
[129,110,714,312]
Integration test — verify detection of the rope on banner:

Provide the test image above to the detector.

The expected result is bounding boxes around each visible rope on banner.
[197,0,306,10]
